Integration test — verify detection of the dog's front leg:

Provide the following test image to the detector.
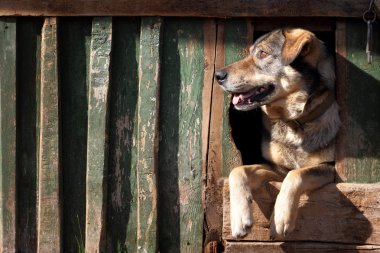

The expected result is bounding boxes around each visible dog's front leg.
[229,164,284,238]
[270,163,335,239]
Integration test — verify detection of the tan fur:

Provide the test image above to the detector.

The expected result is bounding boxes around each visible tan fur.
[215,28,341,239]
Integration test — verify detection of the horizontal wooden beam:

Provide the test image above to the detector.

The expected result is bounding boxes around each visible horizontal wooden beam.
[225,242,380,253]
[223,181,380,245]
[0,0,378,17]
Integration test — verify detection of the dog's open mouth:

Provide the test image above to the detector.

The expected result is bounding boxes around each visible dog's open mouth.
[232,84,275,109]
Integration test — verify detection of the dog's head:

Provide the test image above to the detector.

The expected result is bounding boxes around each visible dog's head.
[215,28,335,112]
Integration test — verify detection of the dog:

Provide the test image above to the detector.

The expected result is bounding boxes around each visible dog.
[215,28,341,239]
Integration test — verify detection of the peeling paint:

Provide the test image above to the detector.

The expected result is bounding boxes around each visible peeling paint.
[92,86,108,103]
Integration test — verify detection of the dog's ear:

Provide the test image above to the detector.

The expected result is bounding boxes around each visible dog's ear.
[281,29,316,65]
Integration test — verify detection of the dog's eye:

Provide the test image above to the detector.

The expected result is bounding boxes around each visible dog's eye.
[257,50,269,59]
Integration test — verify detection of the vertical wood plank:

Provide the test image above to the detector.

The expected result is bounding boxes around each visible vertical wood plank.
[335,20,348,182]
[59,17,91,253]
[203,19,225,247]
[85,17,112,253]
[222,19,254,176]
[136,17,161,253]
[16,18,43,253]
[336,20,380,183]
[0,18,16,253]
[207,20,225,183]
[37,17,61,253]
[159,18,204,253]
[106,17,140,253]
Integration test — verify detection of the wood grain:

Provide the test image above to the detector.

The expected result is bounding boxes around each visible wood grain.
[336,21,380,183]
[136,17,161,253]
[106,17,140,253]
[37,17,61,253]
[202,19,222,246]
[85,17,112,253]
[225,241,380,253]
[0,17,16,253]
[158,18,204,253]
[0,0,378,17]
[223,181,380,244]
[335,20,348,182]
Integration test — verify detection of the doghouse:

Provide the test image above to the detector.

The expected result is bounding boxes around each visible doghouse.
[0,1,379,252]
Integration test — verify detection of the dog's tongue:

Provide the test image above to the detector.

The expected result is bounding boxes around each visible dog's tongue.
[232,91,254,105]
[232,95,241,105]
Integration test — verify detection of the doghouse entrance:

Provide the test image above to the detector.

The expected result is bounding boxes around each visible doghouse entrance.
[228,26,336,166]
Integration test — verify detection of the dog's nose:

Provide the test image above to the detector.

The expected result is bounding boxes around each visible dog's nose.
[215,69,228,84]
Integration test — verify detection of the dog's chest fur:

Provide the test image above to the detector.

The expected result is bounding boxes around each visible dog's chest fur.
[261,102,341,170]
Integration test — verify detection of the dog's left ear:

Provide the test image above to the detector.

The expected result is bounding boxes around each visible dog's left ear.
[281,29,316,65]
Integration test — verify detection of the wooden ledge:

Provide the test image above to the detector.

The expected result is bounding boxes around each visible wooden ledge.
[0,0,379,17]
[225,242,380,253]
[223,181,380,245]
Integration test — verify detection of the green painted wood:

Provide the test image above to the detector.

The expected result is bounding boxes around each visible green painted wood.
[340,21,380,183]
[221,19,253,176]
[0,18,17,253]
[85,17,112,253]
[106,17,140,253]
[159,18,204,253]
[136,17,162,253]
[37,17,61,253]
[59,17,91,253]
[16,17,43,253]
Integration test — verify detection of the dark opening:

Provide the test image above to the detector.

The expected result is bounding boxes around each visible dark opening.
[229,27,336,165]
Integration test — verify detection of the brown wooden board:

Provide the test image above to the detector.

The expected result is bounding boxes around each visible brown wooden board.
[85,17,112,253]
[0,17,17,253]
[225,241,380,253]
[203,19,222,246]
[16,17,43,253]
[336,21,380,183]
[223,181,380,244]
[136,17,161,253]
[37,17,61,253]
[0,0,378,17]
[59,17,91,253]
[106,17,140,253]
[158,18,204,253]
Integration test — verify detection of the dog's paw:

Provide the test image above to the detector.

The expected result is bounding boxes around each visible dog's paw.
[230,197,253,238]
[269,191,297,240]
[229,168,253,238]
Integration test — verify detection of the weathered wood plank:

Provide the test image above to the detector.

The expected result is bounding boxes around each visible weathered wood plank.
[335,20,348,182]
[159,18,204,253]
[0,0,378,17]
[59,17,91,253]
[225,242,380,253]
[336,21,380,183]
[222,19,253,175]
[136,17,161,253]
[85,17,112,253]
[106,17,140,253]
[223,181,380,244]
[0,17,16,253]
[203,19,223,246]
[37,17,61,253]
[253,18,335,32]
[16,18,43,253]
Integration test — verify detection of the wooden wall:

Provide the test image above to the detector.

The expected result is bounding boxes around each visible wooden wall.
[0,17,208,253]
